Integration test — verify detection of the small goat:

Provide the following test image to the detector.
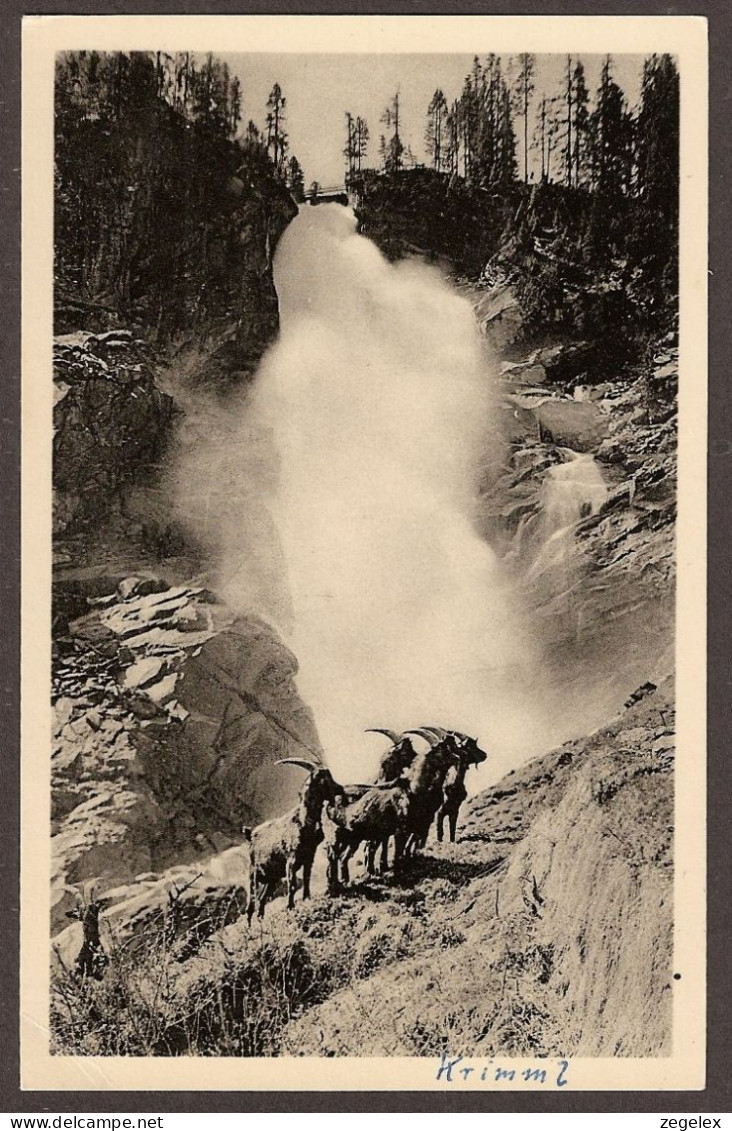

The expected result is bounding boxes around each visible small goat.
[64,881,111,979]
[244,759,344,924]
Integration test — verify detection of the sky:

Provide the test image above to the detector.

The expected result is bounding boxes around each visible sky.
[222,52,646,188]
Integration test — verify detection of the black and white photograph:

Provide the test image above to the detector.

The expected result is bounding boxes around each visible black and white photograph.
[20,14,707,1092]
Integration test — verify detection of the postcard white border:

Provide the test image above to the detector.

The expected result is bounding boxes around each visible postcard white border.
[21,13,707,1092]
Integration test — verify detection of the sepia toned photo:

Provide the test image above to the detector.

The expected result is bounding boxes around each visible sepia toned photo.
[20,15,707,1092]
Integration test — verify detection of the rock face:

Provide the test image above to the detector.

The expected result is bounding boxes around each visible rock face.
[51,574,321,932]
[473,274,677,741]
[53,332,174,535]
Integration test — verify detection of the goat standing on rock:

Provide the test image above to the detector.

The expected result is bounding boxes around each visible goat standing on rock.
[409,727,488,844]
[324,726,476,891]
[323,777,413,893]
[244,759,344,925]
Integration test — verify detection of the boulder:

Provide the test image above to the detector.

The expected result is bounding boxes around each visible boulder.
[533,399,609,452]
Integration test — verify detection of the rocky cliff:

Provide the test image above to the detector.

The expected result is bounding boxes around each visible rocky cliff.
[51,187,309,934]
[472,275,676,739]
[51,572,320,933]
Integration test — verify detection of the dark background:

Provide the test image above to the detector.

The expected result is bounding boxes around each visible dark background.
[1,0,729,1114]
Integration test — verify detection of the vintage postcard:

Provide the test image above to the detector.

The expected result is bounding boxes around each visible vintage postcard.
[20,14,707,1092]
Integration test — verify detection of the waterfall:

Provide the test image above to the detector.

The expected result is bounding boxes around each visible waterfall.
[240,204,547,786]
[525,449,608,583]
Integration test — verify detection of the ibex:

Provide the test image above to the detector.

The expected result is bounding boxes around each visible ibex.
[64,881,112,979]
[323,777,412,894]
[362,729,417,874]
[324,727,465,891]
[404,727,487,849]
[244,759,345,924]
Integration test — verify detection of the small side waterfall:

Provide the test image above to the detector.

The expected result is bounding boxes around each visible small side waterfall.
[509,448,608,585]
[539,449,609,533]
[527,450,608,580]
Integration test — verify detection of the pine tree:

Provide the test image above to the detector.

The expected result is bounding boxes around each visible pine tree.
[355,117,369,173]
[344,112,357,181]
[496,80,518,185]
[286,155,305,201]
[459,77,474,179]
[473,56,517,188]
[242,119,264,154]
[266,82,288,173]
[229,76,242,137]
[426,89,449,172]
[534,95,549,183]
[512,53,535,183]
[445,100,460,177]
[564,54,574,188]
[630,53,680,313]
[572,60,590,187]
[380,91,404,172]
[589,56,633,199]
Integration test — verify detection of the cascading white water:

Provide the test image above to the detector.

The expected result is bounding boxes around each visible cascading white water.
[168,205,623,787]
[236,204,550,787]
[525,449,608,582]
[540,449,608,530]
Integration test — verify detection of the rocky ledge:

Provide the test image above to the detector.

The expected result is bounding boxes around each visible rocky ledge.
[51,573,321,933]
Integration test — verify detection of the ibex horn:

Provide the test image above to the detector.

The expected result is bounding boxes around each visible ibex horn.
[82,880,98,903]
[348,779,401,790]
[275,757,318,772]
[365,728,403,744]
[404,728,439,745]
[418,725,450,740]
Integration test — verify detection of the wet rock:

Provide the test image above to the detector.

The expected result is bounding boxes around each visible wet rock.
[122,656,166,690]
[533,399,609,452]
[117,576,170,601]
[474,283,524,350]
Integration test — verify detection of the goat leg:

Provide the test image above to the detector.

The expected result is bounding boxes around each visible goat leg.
[302,857,313,901]
[448,809,458,842]
[341,841,358,886]
[393,829,408,873]
[326,846,340,896]
[257,881,271,920]
[364,841,378,875]
[286,859,297,909]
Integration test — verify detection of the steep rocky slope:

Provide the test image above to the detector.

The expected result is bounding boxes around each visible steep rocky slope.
[52,572,320,933]
[465,270,677,744]
[51,680,673,1057]
[53,330,174,536]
